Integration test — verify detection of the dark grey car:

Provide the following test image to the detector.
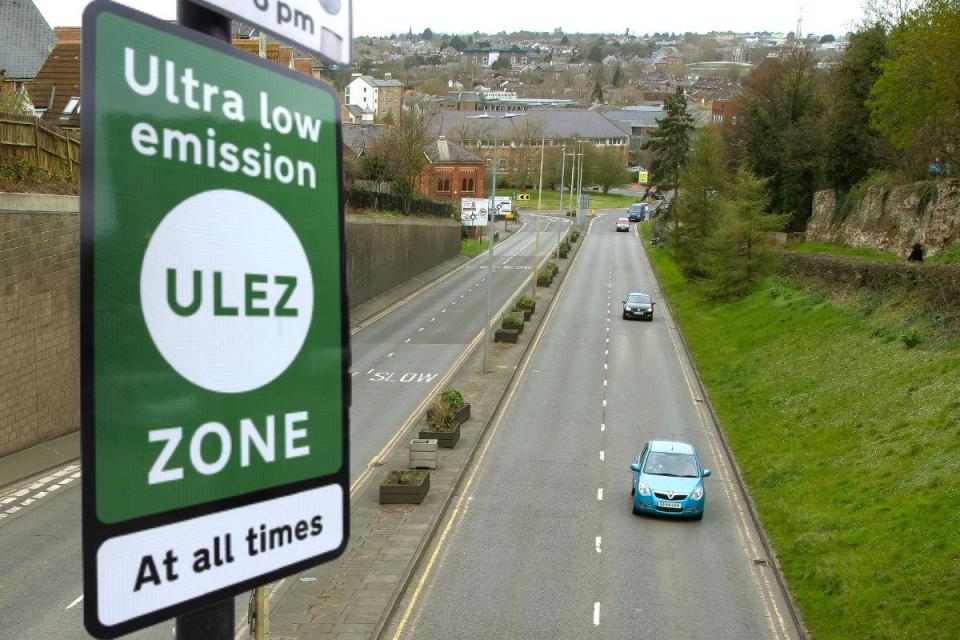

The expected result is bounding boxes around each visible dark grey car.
[622,292,655,321]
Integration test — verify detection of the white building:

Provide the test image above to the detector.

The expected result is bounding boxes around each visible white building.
[344,74,404,119]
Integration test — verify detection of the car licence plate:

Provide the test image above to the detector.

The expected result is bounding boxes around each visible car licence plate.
[657,500,682,510]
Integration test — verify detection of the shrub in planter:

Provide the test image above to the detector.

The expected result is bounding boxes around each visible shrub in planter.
[502,314,524,334]
[569,230,580,243]
[441,389,470,423]
[379,469,430,504]
[559,241,571,258]
[545,262,559,276]
[420,396,461,447]
[537,270,553,287]
[516,296,536,313]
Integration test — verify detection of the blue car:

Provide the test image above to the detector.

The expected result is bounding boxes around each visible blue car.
[630,440,711,520]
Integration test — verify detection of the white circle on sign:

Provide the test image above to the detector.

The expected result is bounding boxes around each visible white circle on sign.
[140,189,313,394]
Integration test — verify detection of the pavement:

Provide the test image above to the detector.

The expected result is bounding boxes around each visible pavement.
[382,212,801,640]
[0,211,569,639]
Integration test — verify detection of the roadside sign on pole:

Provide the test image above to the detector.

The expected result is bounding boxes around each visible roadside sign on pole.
[81,3,348,637]
[516,193,530,201]
[460,197,488,227]
[186,0,352,65]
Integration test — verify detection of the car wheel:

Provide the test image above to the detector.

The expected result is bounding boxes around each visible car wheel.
[622,312,628,320]
[632,503,640,516]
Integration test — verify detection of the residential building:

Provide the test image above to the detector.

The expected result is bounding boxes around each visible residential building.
[343,104,375,125]
[27,41,81,129]
[0,0,57,95]
[711,98,742,126]
[345,74,404,122]
[418,137,486,202]
[341,123,389,159]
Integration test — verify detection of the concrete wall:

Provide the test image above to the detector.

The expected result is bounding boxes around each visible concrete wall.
[807,179,960,257]
[345,214,461,307]
[0,194,80,458]
[0,197,460,458]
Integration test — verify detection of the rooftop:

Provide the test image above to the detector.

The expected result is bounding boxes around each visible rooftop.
[432,108,632,141]
[0,0,57,80]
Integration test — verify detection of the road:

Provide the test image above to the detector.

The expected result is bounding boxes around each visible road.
[386,211,800,640]
[0,212,568,639]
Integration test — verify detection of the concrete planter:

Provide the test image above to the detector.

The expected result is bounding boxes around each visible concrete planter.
[502,319,524,334]
[426,403,471,426]
[419,422,461,448]
[495,328,520,343]
[516,308,533,321]
[409,439,438,470]
[379,470,430,504]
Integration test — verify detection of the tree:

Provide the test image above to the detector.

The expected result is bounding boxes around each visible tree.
[819,34,836,43]
[371,108,431,213]
[422,28,433,40]
[702,167,789,299]
[642,87,694,191]
[503,117,546,189]
[590,80,604,104]
[449,35,467,51]
[869,0,960,172]
[611,63,624,87]
[823,25,891,192]
[587,43,604,63]
[584,146,630,193]
[667,127,727,277]
[735,52,823,229]
[491,56,511,70]
[560,35,570,45]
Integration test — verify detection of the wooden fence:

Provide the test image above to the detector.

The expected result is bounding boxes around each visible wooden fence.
[0,114,80,177]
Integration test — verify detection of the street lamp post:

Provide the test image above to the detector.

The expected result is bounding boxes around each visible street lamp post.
[558,145,568,260]
[532,135,545,300]
[576,141,586,227]
[469,112,524,374]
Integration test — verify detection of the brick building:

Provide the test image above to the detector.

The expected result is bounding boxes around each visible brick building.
[711,98,743,126]
[345,74,403,122]
[418,137,485,202]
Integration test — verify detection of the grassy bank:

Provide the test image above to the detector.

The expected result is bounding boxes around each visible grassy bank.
[790,241,901,261]
[460,238,489,257]
[513,189,641,211]
[641,224,960,639]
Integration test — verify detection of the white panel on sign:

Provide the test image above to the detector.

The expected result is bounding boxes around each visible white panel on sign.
[191,0,352,65]
[97,484,344,626]
[460,197,489,227]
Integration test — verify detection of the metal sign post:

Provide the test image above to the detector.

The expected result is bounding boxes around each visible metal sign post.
[80,2,349,637]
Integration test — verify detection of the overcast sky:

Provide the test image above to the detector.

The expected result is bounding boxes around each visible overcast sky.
[34,0,865,37]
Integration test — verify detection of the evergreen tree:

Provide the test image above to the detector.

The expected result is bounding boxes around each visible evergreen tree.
[590,80,604,104]
[642,87,694,191]
[703,167,789,299]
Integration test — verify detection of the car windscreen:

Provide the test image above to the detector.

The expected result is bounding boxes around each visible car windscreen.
[643,452,699,477]
[626,294,650,304]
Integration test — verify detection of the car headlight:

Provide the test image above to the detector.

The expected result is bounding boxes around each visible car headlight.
[691,486,704,500]
[637,481,651,496]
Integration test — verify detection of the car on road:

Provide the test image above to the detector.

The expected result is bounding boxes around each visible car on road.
[622,292,654,320]
[630,440,711,520]
[615,217,630,232]
[627,203,645,222]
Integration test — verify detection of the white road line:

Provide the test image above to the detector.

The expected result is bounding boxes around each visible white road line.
[596,537,602,553]
[71,472,81,479]
[28,482,43,490]
[386,352,394,358]
[593,602,600,626]
[60,477,74,485]
[605,350,608,356]
[600,451,605,461]
[65,594,84,610]
[13,489,28,497]
[5,506,21,514]
[602,399,607,407]
[367,368,374,375]
[48,484,60,491]
[34,491,48,499]
[418,327,424,332]
[430,317,436,322]
[405,338,411,343]
[600,423,605,431]
[0,497,13,505]
[597,488,603,501]
[20,498,35,506]
[603,380,607,386]
[351,371,359,377]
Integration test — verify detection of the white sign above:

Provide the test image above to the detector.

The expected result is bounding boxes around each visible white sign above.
[191,0,352,65]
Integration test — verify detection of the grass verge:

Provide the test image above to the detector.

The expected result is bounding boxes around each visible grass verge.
[460,238,489,257]
[641,224,960,640]
[790,241,901,261]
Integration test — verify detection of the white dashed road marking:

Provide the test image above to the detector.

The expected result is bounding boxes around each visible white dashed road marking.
[593,602,600,626]
[597,488,603,501]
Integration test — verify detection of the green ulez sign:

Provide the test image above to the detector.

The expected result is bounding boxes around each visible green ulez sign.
[81,3,347,636]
